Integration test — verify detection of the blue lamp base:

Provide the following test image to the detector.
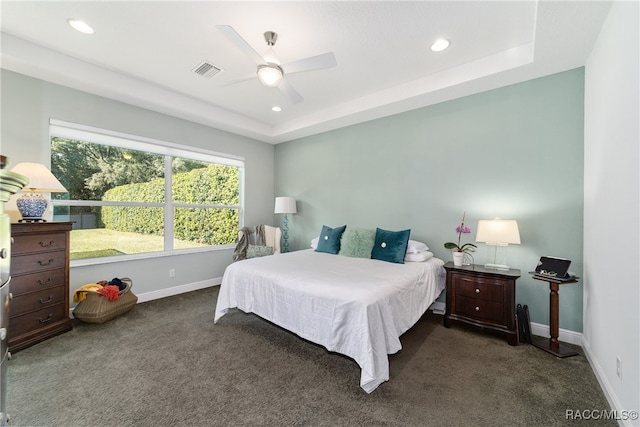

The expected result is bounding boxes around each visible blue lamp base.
[16,192,48,220]
[282,214,290,253]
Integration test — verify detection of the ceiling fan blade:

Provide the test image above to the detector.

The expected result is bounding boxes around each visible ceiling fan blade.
[278,79,304,104]
[281,52,337,75]
[216,25,266,66]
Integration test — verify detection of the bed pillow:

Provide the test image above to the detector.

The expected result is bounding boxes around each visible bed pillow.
[371,227,411,264]
[315,225,347,254]
[406,240,429,254]
[310,237,319,249]
[246,244,274,258]
[339,227,376,258]
[404,251,434,262]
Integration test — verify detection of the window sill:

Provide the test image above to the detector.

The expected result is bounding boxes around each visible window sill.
[70,244,235,268]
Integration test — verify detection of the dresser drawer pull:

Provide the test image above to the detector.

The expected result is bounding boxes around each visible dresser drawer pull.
[39,240,55,248]
[475,306,480,311]
[37,278,52,286]
[39,295,54,304]
[38,314,54,323]
[475,288,480,293]
[37,259,55,266]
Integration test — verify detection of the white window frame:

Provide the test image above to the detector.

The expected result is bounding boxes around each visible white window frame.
[49,119,245,266]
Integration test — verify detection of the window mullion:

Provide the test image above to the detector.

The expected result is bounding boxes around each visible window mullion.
[164,155,173,251]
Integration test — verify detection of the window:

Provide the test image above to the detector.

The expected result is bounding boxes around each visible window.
[49,120,244,263]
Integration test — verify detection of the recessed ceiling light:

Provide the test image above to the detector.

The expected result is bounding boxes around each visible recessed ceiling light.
[67,18,95,35]
[430,38,450,52]
[271,106,282,112]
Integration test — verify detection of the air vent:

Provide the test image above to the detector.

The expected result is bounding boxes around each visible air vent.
[191,61,223,78]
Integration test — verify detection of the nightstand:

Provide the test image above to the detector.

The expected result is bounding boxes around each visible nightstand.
[443,262,520,345]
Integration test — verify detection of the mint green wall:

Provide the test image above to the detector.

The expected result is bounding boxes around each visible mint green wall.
[275,69,585,332]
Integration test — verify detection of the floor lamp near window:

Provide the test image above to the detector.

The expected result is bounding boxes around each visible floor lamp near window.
[274,196,296,253]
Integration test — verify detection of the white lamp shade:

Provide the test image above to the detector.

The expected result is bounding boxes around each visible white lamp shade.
[475,219,521,245]
[10,162,67,192]
[274,197,297,214]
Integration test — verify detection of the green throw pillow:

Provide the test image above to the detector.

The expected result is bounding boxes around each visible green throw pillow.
[371,227,411,264]
[246,244,274,258]
[315,225,346,254]
[339,227,376,258]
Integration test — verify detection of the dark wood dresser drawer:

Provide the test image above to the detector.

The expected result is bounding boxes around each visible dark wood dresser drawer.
[9,304,67,339]
[7,269,65,295]
[9,285,67,317]
[9,222,73,352]
[11,250,66,276]
[11,232,67,255]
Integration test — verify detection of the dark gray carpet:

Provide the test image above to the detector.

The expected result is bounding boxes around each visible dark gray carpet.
[8,286,614,426]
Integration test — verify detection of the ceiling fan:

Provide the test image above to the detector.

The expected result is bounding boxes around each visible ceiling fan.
[216,25,337,104]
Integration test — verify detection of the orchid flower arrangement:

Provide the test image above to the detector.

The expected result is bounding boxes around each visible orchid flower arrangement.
[444,212,477,254]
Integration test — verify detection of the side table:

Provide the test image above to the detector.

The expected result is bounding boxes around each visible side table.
[531,275,579,358]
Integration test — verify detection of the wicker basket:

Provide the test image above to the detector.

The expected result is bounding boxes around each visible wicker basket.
[73,277,138,324]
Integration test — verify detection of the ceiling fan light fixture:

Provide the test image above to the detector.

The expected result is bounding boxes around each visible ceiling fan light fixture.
[430,38,450,52]
[257,64,283,87]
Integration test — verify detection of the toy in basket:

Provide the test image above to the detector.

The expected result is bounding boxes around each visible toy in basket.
[73,277,137,323]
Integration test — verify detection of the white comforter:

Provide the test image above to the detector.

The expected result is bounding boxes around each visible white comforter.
[214,249,445,393]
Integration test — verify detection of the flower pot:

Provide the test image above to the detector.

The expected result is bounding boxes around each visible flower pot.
[452,251,464,266]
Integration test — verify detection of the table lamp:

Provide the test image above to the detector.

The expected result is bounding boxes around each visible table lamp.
[274,196,296,253]
[475,218,521,270]
[10,162,67,222]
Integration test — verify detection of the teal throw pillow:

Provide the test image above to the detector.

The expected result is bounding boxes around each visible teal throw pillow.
[339,227,376,258]
[246,244,274,258]
[371,227,411,264]
[315,225,347,254]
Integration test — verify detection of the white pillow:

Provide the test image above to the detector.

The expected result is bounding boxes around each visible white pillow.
[404,251,434,262]
[310,237,319,249]
[406,240,429,254]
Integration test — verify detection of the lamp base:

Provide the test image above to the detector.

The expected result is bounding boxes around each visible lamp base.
[16,192,48,220]
[484,263,510,271]
[18,218,47,223]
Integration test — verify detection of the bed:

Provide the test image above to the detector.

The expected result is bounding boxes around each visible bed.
[214,249,446,393]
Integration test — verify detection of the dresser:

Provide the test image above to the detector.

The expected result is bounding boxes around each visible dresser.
[8,222,73,352]
[443,262,520,345]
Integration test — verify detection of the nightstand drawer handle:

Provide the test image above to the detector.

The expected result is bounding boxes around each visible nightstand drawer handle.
[475,306,480,311]
[37,278,52,286]
[475,288,480,293]
[39,240,55,248]
[39,295,54,304]
[38,314,53,323]
[37,259,55,266]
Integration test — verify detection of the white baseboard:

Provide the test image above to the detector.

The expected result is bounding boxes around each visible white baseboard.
[582,339,630,427]
[530,321,583,346]
[136,277,222,303]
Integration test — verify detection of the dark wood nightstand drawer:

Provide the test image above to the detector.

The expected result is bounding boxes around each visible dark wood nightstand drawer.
[9,303,66,338]
[8,269,65,295]
[11,250,66,275]
[456,295,504,323]
[9,286,67,317]
[11,232,67,255]
[455,276,504,302]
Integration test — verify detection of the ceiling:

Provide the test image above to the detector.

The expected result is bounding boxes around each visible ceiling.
[1,1,613,144]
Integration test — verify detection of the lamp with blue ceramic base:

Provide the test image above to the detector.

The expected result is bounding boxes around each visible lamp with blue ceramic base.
[274,196,297,253]
[10,162,67,222]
